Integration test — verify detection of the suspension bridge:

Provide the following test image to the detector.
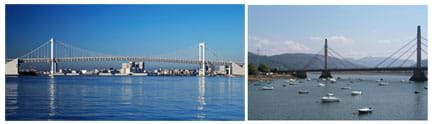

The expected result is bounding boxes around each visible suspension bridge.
[6,38,244,77]
[278,25,428,82]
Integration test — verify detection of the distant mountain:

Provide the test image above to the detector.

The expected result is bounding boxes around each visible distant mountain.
[248,52,364,70]
[248,52,427,71]
[348,56,416,67]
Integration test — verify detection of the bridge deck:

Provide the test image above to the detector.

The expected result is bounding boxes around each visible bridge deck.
[18,57,236,65]
[280,67,428,72]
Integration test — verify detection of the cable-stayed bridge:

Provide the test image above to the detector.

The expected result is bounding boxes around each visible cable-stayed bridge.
[6,38,244,77]
[277,26,428,81]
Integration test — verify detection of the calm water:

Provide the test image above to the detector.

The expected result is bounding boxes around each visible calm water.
[6,76,244,120]
[248,73,427,120]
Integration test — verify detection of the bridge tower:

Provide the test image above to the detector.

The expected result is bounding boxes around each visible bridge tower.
[319,38,332,79]
[198,42,206,76]
[49,37,56,78]
[409,25,427,81]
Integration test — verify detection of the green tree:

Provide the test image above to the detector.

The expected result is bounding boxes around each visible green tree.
[248,64,258,75]
[258,64,270,73]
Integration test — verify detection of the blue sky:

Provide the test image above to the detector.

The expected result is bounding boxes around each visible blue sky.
[249,5,428,59]
[6,5,245,63]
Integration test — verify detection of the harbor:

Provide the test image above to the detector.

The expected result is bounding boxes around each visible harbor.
[248,73,427,120]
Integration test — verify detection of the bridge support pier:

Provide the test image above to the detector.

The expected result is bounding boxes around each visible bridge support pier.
[293,71,307,79]
[410,70,427,82]
[319,71,332,79]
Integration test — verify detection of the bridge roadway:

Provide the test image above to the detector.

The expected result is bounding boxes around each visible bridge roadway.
[278,67,428,73]
[18,56,234,65]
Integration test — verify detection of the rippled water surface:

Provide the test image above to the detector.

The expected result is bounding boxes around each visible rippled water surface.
[6,76,244,120]
[248,73,427,120]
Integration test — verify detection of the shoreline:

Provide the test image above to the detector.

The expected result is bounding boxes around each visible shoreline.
[248,74,295,84]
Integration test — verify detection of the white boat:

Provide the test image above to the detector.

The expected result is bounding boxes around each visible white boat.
[317,83,326,87]
[261,86,274,90]
[351,91,362,95]
[321,78,327,81]
[306,78,311,81]
[329,78,337,83]
[376,78,384,82]
[289,82,298,85]
[341,87,351,90]
[357,107,373,113]
[298,90,309,94]
[321,93,340,102]
[378,82,389,86]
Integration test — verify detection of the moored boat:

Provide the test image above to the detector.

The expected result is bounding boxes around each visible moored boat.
[321,93,340,102]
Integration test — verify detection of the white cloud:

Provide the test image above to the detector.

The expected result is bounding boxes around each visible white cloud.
[310,35,354,44]
[310,37,322,41]
[327,35,354,44]
[249,36,312,55]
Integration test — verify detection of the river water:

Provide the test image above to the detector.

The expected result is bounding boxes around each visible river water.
[6,76,244,120]
[248,73,427,120]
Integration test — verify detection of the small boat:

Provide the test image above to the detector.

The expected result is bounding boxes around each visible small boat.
[358,107,373,114]
[317,83,325,87]
[376,78,384,82]
[414,91,421,94]
[378,82,389,86]
[298,90,309,94]
[321,93,340,102]
[351,91,362,95]
[425,86,428,90]
[321,78,327,81]
[284,80,291,83]
[282,84,287,87]
[341,87,351,90]
[289,82,297,85]
[306,78,311,81]
[261,86,274,90]
[329,78,337,83]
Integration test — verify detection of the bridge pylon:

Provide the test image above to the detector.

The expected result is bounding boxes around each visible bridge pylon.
[409,25,427,82]
[319,38,332,79]
[49,37,56,78]
[198,42,206,76]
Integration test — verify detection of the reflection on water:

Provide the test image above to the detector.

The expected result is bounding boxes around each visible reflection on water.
[197,77,206,119]
[6,76,244,120]
[48,78,56,117]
